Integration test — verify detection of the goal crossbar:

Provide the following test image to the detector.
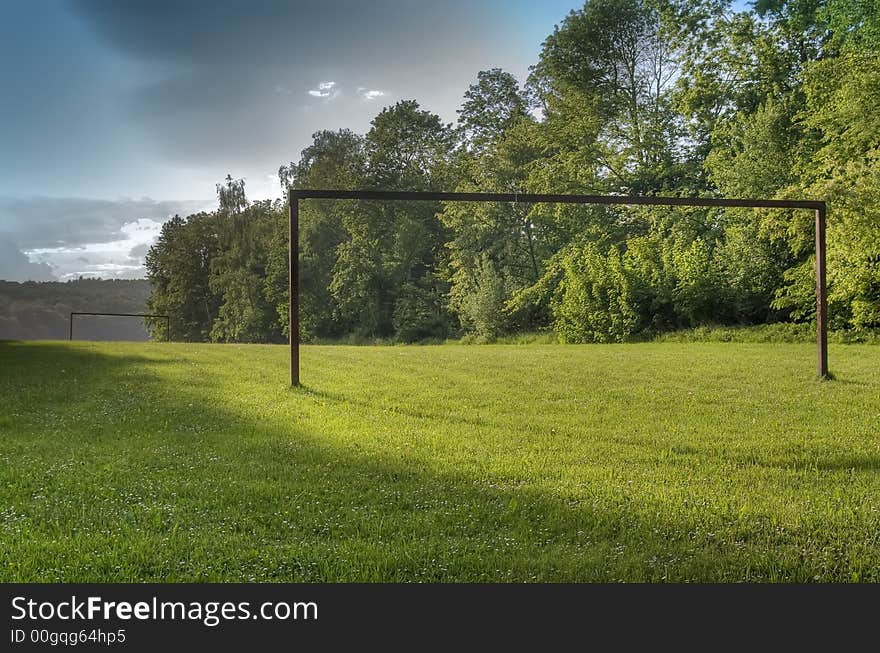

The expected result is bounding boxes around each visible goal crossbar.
[288,189,828,384]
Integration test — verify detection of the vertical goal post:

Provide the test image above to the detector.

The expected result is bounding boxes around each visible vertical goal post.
[69,312,172,341]
[288,189,828,386]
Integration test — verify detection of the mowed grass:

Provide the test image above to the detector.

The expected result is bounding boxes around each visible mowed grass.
[1,340,879,582]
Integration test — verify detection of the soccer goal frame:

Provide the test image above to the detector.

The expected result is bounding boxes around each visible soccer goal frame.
[69,312,171,341]
[288,189,828,385]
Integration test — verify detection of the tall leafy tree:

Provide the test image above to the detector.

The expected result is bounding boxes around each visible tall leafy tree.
[268,129,367,339]
[443,70,547,339]
[331,101,455,340]
[787,49,880,328]
[145,213,221,341]
[458,68,531,153]
[210,197,283,343]
[531,0,703,193]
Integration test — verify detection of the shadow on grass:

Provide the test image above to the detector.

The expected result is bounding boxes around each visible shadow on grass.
[824,377,869,387]
[0,341,177,406]
[296,384,493,429]
[733,454,880,473]
[654,443,880,474]
[0,341,876,582]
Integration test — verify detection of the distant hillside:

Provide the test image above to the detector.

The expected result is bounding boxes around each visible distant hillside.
[0,279,152,341]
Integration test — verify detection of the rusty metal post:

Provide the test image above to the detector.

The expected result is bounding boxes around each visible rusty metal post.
[815,204,828,378]
[289,194,300,386]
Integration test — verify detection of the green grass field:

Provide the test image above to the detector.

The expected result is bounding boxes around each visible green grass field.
[1,340,879,582]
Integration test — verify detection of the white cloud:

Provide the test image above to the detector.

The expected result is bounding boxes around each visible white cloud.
[23,217,167,280]
[308,81,337,98]
[245,174,283,201]
[59,262,145,280]
[358,88,386,101]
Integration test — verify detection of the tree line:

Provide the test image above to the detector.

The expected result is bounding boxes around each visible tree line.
[146,0,880,344]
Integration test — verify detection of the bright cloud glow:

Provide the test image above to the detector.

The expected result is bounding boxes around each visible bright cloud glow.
[308,81,337,98]
[246,174,282,201]
[24,218,167,280]
[356,87,386,100]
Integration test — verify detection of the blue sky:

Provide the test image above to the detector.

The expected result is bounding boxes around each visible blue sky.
[0,1,750,282]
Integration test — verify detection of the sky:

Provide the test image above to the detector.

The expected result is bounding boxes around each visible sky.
[0,0,582,282]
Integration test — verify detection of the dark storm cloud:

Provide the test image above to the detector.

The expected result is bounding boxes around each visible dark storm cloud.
[71,0,518,168]
[73,0,498,69]
[0,196,212,250]
[0,238,57,282]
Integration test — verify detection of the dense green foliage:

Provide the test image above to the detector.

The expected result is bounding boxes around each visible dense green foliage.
[2,340,879,582]
[0,279,150,340]
[146,1,880,343]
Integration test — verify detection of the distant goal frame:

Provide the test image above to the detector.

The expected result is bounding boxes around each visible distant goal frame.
[69,312,171,341]
[288,189,828,385]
